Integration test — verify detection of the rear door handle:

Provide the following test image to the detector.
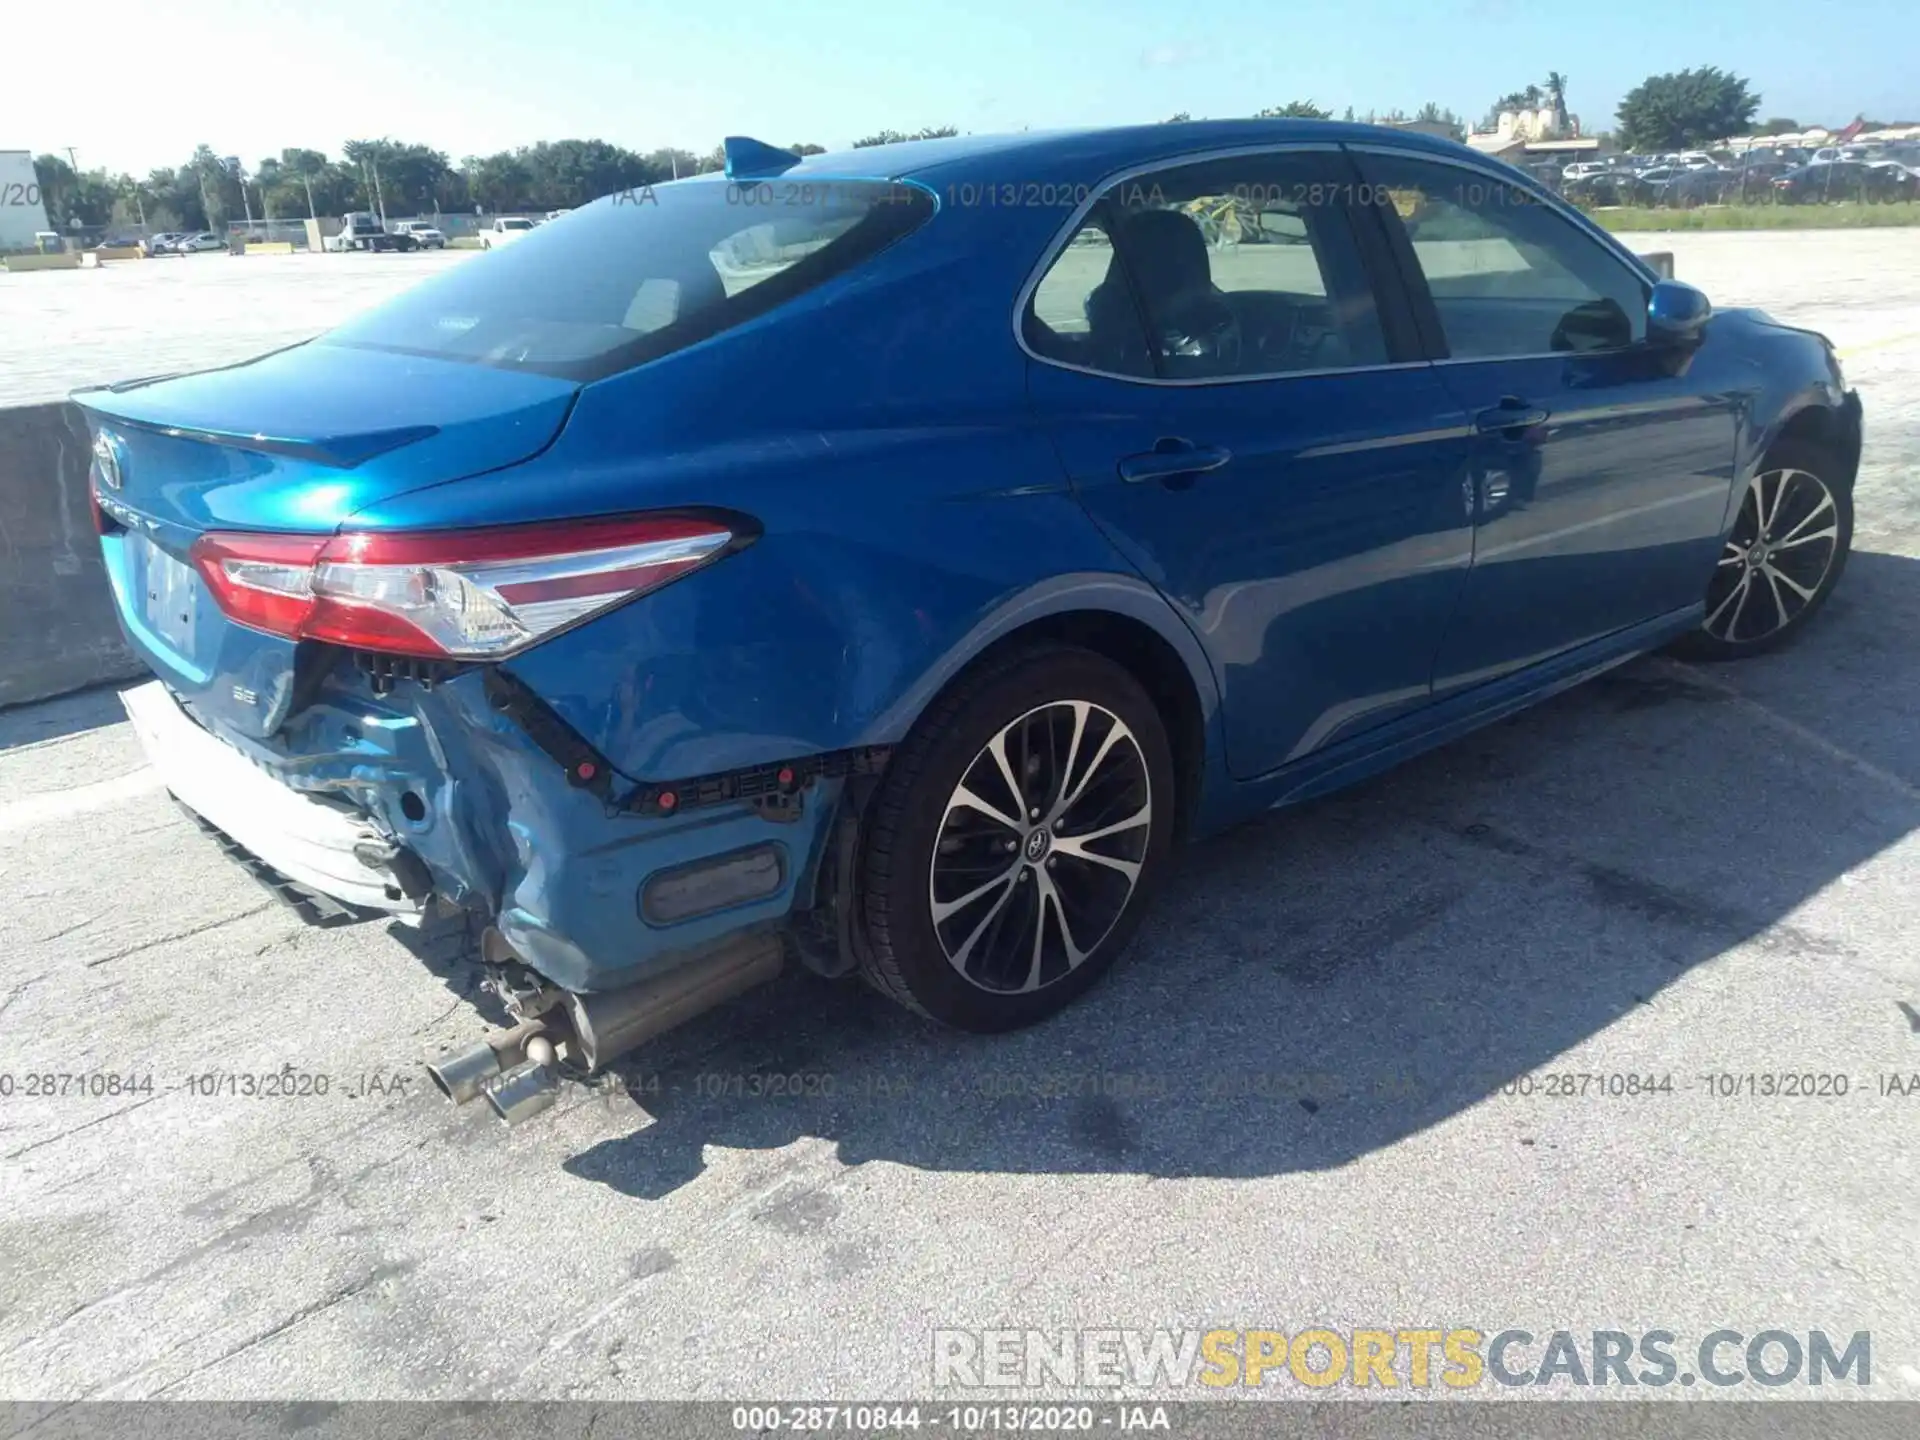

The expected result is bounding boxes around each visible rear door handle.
[1118,440,1234,484]
[1474,400,1550,436]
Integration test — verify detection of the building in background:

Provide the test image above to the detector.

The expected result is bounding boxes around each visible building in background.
[0,151,53,251]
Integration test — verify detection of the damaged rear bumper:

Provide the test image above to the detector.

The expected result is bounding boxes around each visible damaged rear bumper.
[123,667,869,998]
[123,681,423,914]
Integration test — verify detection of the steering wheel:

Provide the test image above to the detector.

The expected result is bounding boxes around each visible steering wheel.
[1155,292,1243,374]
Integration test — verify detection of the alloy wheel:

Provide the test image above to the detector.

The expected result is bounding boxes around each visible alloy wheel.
[928,700,1152,994]
[1703,467,1842,645]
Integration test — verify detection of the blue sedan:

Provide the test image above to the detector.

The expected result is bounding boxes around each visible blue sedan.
[77,122,1862,1122]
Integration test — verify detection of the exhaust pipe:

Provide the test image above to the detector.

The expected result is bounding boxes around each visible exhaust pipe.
[425,1017,551,1105]
[425,931,785,1122]
[565,933,785,1073]
[483,1035,561,1125]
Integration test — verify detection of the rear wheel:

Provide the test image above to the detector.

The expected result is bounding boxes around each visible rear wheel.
[1670,439,1852,660]
[857,646,1175,1032]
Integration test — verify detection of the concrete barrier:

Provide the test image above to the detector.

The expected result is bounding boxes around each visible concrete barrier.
[1641,251,1676,279]
[93,245,145,262]
[244,241,296,256]
[0,403,144,708]
[3,253,83,273]
[449,236,485,250]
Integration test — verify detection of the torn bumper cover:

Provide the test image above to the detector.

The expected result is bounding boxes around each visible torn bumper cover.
[122,680,423,913]
[123,668,888,996]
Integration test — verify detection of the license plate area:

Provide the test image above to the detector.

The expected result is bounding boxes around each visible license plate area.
[133,533,201,659]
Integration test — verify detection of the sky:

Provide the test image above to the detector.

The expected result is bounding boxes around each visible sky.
[10,0,1914,176]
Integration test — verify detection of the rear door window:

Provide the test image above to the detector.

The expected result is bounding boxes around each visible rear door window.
[1022,151,1389,382]
[324,179,933,380]
[1023,207,1154,378]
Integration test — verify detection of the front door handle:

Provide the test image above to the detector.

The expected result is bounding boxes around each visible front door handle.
[1474,399,1550,437]
[1118,439,1234,485]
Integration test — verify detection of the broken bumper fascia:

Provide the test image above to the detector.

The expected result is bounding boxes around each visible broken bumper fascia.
[128,668,862,994]
[122,680,422,913]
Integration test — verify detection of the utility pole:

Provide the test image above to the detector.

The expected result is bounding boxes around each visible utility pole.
[371,139,389,227]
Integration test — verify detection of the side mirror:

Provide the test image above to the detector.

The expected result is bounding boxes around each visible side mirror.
[1647,279,1711,347]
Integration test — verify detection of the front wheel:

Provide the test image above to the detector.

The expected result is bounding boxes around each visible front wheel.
[1670,439,1852,660]
[857,646,1175,1032]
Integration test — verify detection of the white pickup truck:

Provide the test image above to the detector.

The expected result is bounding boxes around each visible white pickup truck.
[479,217,536,249]
[391,221,446,249]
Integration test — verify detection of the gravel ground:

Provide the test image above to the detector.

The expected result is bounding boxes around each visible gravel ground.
[0,229,1917,1405]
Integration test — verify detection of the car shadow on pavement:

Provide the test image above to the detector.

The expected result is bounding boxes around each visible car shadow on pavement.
[0,681,138,752]
[535,549,1920,1197]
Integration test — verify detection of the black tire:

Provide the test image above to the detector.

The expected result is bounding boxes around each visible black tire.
[857,645,1176,1032]
[1669,436,1853,661]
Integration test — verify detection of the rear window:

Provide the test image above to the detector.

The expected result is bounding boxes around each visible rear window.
[324,177,934,380]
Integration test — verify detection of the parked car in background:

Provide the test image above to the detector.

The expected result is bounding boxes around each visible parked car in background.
[1623,166,1679,203]
[173,232,224,254]
[144,232,188,255]
[325,213,419,252]
[1720,160,1796,199]
[76,123,1863,1124]
[392,221,447,249]
[1775,160,1920,203]
[1561,171,1631,207]
[1658,168,1734,207]
[480,216,536,248]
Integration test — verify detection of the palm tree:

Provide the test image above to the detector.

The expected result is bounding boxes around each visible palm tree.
[1545,73,1570,134]
[285,149,326,219]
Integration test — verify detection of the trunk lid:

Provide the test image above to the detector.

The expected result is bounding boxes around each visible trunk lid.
[77,342,578,740]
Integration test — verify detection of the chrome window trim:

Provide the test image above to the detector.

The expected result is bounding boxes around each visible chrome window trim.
[1430,345,1641,368]
[1011,140,1427,388]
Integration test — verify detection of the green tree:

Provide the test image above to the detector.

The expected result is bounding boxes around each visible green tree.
[277,147,329,217]
[642,147,705,179]
[187,144,242,231]
[1545,71,1570,132]
[517,138,659,209]
[1751,117,1801,136]
[1415,102,1468,139]
[379,143,453,214]
[31,155,117,229]
[1481,84,1544,132]
[32,154,76,226]
[1160,112,1192,124]
[851,125,960,147]
[1255,100,1331,119]
[141,167,197,230]
[462,152,533,213]
[1616,67,1759,150]
[343,138,395,221]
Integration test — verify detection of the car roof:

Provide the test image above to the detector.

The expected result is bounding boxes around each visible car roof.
[768,120,1494,184]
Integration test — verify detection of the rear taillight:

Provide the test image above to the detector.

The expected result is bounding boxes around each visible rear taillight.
[189,516,739,659]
